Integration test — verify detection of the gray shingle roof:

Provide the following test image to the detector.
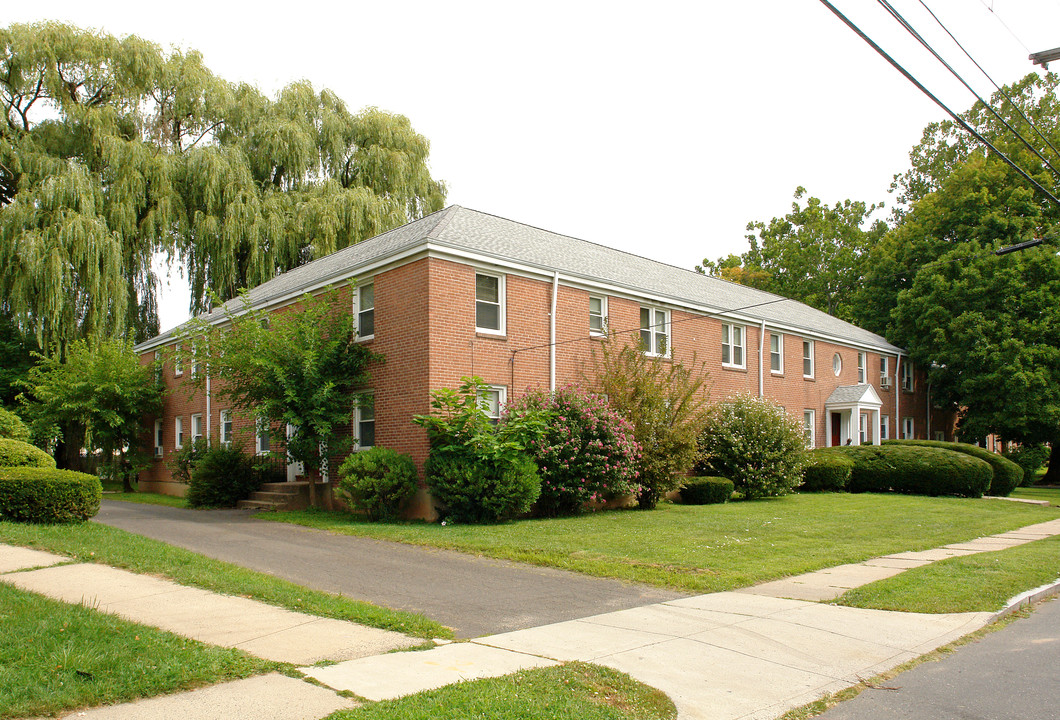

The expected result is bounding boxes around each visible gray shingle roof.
[826,384,882,405]
[137,205,901,353]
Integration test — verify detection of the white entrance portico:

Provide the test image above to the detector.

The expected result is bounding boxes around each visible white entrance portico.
[825,384,883,446]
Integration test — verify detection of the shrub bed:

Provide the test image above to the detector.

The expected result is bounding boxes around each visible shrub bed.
[1004,444,1050,486]
[800,449,854,492]
[835,444,991,497]
[186,445,261,508]
[0,407,31,443]
[0,467,102,522]
[680,477,734,504]
[425,453,540,524]
[337,447,418,521]
[0,438,55,469]
[885,439,1022,496]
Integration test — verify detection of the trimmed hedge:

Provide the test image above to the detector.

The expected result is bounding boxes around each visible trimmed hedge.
[186,445,261,508]
[800,449,854,492]
[0,467,102,523]
[680,477,734,505]
[834,444,992,498]
[885,439,1022,497]
[425,453,540,524]
[0,438,55,469]
[337,447,418,521]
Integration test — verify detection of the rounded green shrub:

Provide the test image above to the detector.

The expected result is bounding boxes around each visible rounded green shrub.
[885,439,1022,496]
[425,453,540,524]
[0,467,102,523]
[0,408,31,443]
[837,444,991,497]
[0,438,55,469]
[186,445,261,508]
[337,447,418,521]
[800,449,854,492]
[1004,444,1049,486]
[680,477,734,505]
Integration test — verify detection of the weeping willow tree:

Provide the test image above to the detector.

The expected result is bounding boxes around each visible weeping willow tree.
[0,21,446,353]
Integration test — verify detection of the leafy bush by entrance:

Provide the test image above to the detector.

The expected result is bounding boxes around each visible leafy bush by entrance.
[697,395,808,499]
[185,445,261,508]
[885,439,1022,496]
[0,438,55,469]
[337,447,418,521]
[1004,444,1049,486]
[424,453,540,524]
[506,385,640,517]
[800,449,854,492]
[680,477,734,504]
[836,444,992,497]
[0,467,101,522]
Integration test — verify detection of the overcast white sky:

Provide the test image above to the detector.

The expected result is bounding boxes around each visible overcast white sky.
[13,1,1060,331]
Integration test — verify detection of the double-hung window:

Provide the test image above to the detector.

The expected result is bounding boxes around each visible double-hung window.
[191,414,203,444]
[477,385,507,425]
[639,307,669,357]
[721,323,745,368]
[355,395,375,449]
[154,420,163,457]
[475,273,504,334]
[175,417,184,450]
[880,357,891,388]
[901,362,914,392]
[880,415,890,441]
[803,410,815,449]
[803,340,815,378]
[589,296,607,336]
[770,333,783,374]
[902,417,914,439]
[256,419,271,455]
[174,345,183,377]
[858,352,867,383]
[219,410,233,446]
[356,282,375,339]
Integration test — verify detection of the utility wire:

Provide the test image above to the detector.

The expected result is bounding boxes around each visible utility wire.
[918,0,1060,165]
[817,0,1060,208]
[977,0,1033,53]
[878,0,1060,179]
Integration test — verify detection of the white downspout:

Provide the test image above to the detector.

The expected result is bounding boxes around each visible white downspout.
[205,373,212,440]
[895,352,902,437]
[758,320,766,397]
[550,271,559,392]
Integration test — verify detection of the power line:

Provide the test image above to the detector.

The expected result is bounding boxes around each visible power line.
[977,0,1033,53]
[817,0,1060,208]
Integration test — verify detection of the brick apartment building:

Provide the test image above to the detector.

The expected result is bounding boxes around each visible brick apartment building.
[135,206,952,514]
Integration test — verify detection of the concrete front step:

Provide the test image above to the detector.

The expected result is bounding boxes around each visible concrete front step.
[237,482,312,511]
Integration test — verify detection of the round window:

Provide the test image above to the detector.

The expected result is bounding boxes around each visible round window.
[832,353,842,376]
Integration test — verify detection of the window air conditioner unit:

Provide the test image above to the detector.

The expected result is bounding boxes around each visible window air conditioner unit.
[154,446,163,458]
[880,377,891,389]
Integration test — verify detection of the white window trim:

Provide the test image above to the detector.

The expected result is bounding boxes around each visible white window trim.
[256,418,271,455]
[901,362,915,392]
[475,272,506,335]
[589,295,608,337]
[191,413,203,443]
[832,353,843,377]
[640,306,671,358]
[770,333,784,374]
[354,393,375,450]
[354,280,375,341]
[174,417,184,450]
[174,344,183,377]
[803,409,816,449]
[902,417,915,440]
[154,419,163,457]
[219,409,233,446]
[477,385,508,423]
[881,414,890,441]
[721,323,746,369]
[803,340,815,379]
[880,357,892,389]
[858,352,867,384]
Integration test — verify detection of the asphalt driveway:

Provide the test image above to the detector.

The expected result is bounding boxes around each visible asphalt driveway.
[94,500,683,638]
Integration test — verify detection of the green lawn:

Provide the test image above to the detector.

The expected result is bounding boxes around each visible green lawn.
[0,583,273,719]
[103,490,188,508]
[1011,486,1060,506]
[328,662,676,720]
[837,533,1060,613]
[265,493,1059,593]
[0,520,450,639]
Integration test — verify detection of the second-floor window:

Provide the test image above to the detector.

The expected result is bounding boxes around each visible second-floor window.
[770,333,783,374]
[858,352,866,383]
[589,296,607,336]
[356,282,375,339]
[803,340,815,378]
[901,361,915,392]
[722,323,745,368]
[475,273,504,333]
[881,357,891,388]
[640,307,669,357]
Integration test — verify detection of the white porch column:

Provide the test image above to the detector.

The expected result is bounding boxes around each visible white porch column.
[851,405,861,446]
[872,407,882,445]
[826,412,834,447]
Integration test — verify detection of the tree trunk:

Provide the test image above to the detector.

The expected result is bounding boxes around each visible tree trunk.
[1042,439,1060,486]
[55,420,86,472]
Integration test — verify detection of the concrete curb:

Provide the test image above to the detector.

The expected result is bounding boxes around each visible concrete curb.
[993,577,1060,620]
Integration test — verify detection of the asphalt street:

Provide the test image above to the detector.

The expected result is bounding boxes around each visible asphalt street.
[818,597,1060,720]
[94,500,683,638]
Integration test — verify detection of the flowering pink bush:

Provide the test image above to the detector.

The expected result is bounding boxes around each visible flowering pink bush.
[506,385,640,516]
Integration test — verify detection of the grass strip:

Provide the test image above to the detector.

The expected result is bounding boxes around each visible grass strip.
[0,583,273,719]
[836,534,1060,613]
[263,494,1059,593]
[103,491,188,508]
[0,521,450,639]
[1010,486,1060,506]
[327,662,676,720]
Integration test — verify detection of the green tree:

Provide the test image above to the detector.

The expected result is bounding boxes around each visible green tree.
[0,21,446,351]
[699,187,885,322]
[591,337,710,509]
[19,339,163,490]
[0,315,38,407]
[179,286,379,507]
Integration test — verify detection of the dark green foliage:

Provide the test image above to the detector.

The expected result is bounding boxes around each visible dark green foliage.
[337,447,418,521]
[0,408,30,443]
[1004,444,1050,486]
[424,453,540,524]
[885,439,1022,496]
[0,467,101,522]
[680,477,734,505]
[835,445,992,497]
[185,445,261,508]
[800,449,854,492]
[0,438,55,468]
[169,438,210,484]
